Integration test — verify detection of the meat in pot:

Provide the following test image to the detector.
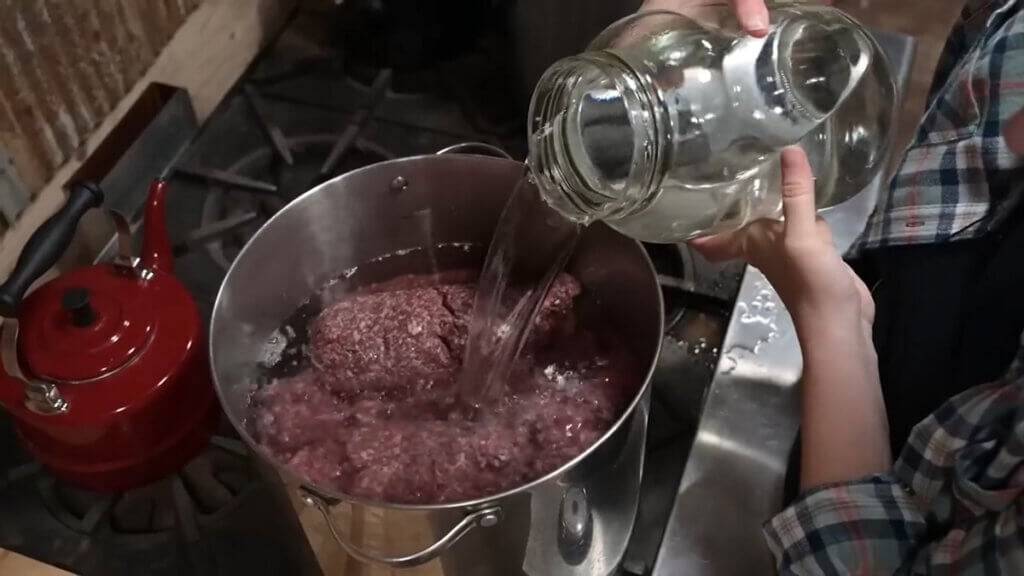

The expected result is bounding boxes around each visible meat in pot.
[249,271,636,504]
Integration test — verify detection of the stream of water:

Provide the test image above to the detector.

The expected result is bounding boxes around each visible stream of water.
[457,168,581,408]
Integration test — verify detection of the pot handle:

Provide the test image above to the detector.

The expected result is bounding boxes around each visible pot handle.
[299,488,502,569]
[435,142,514,161]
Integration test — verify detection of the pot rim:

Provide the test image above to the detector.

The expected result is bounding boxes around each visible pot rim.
[210,153,665,511]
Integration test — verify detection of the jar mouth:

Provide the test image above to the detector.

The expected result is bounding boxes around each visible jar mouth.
[527,54,661,223]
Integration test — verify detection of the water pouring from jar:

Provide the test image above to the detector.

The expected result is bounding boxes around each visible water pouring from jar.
[457,0,895,408]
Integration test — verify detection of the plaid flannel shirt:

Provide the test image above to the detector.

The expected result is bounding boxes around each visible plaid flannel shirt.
[851,0,1024,252]
[764,2,1024,573]
[764,353,1024,575]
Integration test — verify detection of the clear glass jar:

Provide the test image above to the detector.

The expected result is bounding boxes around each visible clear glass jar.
[528,3,897,243]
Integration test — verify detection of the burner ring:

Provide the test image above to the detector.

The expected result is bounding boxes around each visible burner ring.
[30,437,254,540]
[200,135,395,271]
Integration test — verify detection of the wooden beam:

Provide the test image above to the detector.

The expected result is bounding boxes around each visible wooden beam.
[0,548,73,576]
[0,0,296,278]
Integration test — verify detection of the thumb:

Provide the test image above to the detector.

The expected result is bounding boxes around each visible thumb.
[779,146,818,242]
[731,0,770,35]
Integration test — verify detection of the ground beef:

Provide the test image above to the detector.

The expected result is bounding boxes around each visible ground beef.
[310,285,463,396]
[250,272,636,504]
[310,274,582,397]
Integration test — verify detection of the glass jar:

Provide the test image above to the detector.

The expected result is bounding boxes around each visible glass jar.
[528,3,897,243]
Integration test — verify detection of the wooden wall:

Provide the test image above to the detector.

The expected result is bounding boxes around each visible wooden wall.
[0,0,202,195]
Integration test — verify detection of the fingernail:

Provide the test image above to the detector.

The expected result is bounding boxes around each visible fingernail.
[748,12,769,35]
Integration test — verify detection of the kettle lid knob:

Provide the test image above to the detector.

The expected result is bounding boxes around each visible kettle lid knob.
[61,287,96,327]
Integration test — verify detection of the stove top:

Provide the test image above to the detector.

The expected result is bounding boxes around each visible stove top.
[0,414,319,575]
[0,7,742,576]
[167,11,741,574]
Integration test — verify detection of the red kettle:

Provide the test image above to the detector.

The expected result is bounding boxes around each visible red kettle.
[0,180,217,491]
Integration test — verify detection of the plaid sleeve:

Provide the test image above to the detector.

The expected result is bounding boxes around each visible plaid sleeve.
[851,0,1024,253]
[929,0,1013,99]
[763,476,927,575]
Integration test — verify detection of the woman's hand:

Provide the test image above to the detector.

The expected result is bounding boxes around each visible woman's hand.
[691,146,873,341]
[640,0,770,36]
[691,146,890,490]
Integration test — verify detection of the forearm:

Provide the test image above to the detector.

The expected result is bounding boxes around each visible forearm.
[796,313,890,491]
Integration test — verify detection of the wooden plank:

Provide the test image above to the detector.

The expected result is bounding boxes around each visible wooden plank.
[0,548,74,576]
[0,0,296,278]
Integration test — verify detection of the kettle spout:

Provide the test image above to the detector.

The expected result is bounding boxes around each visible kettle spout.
[140,179,173,274]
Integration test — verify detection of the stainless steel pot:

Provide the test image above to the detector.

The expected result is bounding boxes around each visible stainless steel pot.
[209,150,663,575]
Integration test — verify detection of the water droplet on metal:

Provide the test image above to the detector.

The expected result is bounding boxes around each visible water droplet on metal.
[390,176,408,191]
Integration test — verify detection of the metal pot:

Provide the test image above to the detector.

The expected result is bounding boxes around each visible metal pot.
[209,150,663,575]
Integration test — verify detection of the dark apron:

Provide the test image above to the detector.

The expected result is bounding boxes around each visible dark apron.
[852,203,1024,453]
[785,207,1024,503]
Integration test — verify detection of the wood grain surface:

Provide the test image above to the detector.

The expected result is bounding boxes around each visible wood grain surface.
[0,548,74,576]
[0,0,203,195]
[288,490,447,576]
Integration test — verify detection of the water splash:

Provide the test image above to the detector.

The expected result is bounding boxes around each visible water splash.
[721,355,738,375]
[669,335,721,372]
[720,280,780,374]
[732,282,779,354]
[437,241,477,253]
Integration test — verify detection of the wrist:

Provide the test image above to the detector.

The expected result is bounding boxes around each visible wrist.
[792,304,862,340]
[792,307,873,364]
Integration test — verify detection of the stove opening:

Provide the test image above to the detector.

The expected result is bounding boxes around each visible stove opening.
[35,436,254,538]
[183,135,394,271]
[644,243,691,330]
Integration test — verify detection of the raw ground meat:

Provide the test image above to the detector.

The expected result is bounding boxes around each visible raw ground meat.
[249,271,637,504]
[310,274,582,396]
[310,286,463,396]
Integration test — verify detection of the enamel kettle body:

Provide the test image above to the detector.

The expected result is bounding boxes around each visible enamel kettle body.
[0,181,217,491]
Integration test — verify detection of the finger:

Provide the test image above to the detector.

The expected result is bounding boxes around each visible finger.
[690,219,782,264]
[779,146,818,241]
[1004,106,1024,156]
[731,0,770,36]
[639,0,680,12]
[689,231,745,262]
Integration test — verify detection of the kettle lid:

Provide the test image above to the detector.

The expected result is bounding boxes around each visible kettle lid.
[18,263,166,383]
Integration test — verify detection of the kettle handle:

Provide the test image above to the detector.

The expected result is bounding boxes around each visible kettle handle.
[0,182,104,318]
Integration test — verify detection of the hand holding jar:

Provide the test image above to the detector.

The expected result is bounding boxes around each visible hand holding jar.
[640,0,770,36]
[528,2,895,242]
